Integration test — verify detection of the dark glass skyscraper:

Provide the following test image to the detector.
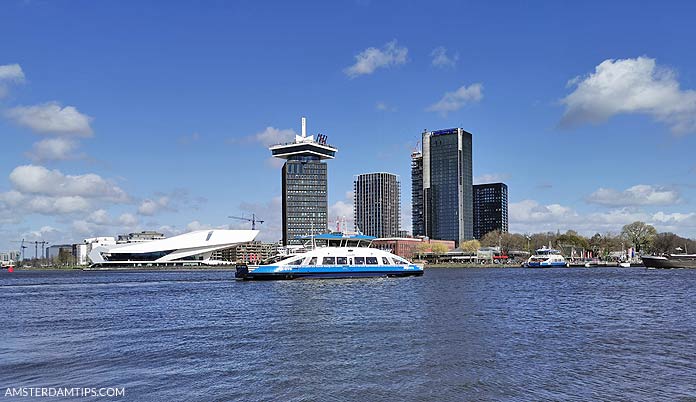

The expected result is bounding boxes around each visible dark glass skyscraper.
[353,172,401,238]
[269,118,337,245]
[473,182,509,239]
[411,151,424,237]
[416,128,473,244]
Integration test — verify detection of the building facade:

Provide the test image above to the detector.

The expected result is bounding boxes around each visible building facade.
[473,182,509,239]
[353,172,401,238]
[411,151,424,237]
[117,231,165,243]
[211,241,279,264]
[415,128,473,244]
[371,237,456,260]
[270,117,337,245]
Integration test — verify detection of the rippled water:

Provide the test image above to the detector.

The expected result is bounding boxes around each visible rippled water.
[1,268,695,401]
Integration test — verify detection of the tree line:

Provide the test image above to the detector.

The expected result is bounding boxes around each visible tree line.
[472,221,695,257]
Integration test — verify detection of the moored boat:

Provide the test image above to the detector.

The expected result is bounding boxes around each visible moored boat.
[642,254,696,269]
[235,246,423,280]
[526,247,568,268]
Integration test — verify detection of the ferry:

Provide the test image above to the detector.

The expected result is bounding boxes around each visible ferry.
[236,246,423,280]
[526,247,568,268]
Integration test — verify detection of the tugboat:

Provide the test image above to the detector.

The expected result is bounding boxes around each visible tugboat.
[236,234,423,280]
[525,247,568,268]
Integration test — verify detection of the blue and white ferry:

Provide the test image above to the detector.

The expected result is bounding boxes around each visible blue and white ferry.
[235,233,423,280]
[526,247,568,268]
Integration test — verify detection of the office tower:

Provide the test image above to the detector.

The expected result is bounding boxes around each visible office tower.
[473,182,509,239]
[269,117,337,245]
[353,172,401,238]
[415,128,473,244]
[411,151,424,237]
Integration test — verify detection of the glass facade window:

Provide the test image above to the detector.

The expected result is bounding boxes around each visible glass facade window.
[353,172,401,238]
[473,183,509,239]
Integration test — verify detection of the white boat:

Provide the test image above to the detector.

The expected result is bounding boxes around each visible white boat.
[526,247,568,268]
[236,246,423,280]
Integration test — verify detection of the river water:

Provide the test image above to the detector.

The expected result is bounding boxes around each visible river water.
[1,268,694,401]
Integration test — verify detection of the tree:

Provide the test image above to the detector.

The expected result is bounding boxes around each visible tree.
[460,239,481,253]
[431,243,449,254]
[621,221,657,253]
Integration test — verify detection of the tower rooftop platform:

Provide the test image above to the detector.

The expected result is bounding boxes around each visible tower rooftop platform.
[270,140,337,160]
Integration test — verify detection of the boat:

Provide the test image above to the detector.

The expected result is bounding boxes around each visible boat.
[525,247,568,268]
[641,254,696,269]
[235,246,424,280]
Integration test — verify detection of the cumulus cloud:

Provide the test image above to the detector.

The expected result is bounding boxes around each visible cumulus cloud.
[560,56,696,133]
[26,137,79,162]
[426,83,483,115]
[138,197,171,216]
[329,199,354,231]
[9,165,129,202]
[587,184,680,207]
[251,126,297,147]
[431,46,458,68]
[0,63,25,98]
[5,102,93,136]
[474,173,510,185]
[24,195,91,214]
[344,40,408,78]
[118,213,138,226]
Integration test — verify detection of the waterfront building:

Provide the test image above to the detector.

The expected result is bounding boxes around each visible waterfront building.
[411,151,424,236]
[116,231,166,244]
[269,117,337,245]
[473,182,509,239]
[211,241,279,264]
[47,244,73,260]
[88,229,258,267]
[353,172,401,238]
[414,128,473,244]
[0,251,20,267]
[371,237,455,260]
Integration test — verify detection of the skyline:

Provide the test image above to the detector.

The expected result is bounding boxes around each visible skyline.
[2,1,696,251]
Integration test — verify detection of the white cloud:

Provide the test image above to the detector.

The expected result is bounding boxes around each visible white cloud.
[138,197,171,216]
[26,137,79,162]
[25,195,91,214]
[474,173,510,185]
[426,83,483,115]
[251,126,297,147]
[9,165,129,202]
[0,63,25,98]
[118,213,138,227]
[87,209,111,225]
[561,56,696,133]
[344,40,408,78]
[376,101,397,112]
[587,185,680,206]
[186,220,213,232]
[5,102,94,136]
[329,200,354,231]
[431,46,458,68]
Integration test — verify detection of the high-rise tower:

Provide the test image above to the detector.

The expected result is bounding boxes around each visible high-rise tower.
[473,182,509,239]
[269,117,337,245]
[353,172,401,238]
[416,128,473,244]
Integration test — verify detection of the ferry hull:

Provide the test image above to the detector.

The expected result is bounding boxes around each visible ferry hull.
[642,255,696,269]
[236,265,424,280]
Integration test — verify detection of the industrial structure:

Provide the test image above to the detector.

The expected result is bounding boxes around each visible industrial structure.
[412,128,473,244]
[473,182,509,239]
[269,117,337,245]
[353,172,401,238]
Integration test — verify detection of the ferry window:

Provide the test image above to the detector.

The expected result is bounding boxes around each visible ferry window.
[366,257,378,265]
[354,257,365,265]
[287,258,304,265]
[322,257,336,265]
[394,257,408,264]
[308,257,317,265]
[381,257,390,265]
[336,257,348,265]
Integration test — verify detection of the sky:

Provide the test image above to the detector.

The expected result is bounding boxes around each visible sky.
[2,0,696,252]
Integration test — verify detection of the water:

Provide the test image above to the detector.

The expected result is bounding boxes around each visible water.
[1,268,694,401]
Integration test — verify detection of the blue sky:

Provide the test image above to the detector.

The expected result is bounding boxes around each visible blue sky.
[2,0,696,250]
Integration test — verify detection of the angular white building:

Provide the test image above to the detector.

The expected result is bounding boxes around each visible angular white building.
[88,229,259,267]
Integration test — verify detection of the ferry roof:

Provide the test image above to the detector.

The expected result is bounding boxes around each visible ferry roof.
[296,233,375,240]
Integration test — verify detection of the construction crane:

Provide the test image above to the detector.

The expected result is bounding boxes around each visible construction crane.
[228,214,265,230]
[11,240,50,260]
